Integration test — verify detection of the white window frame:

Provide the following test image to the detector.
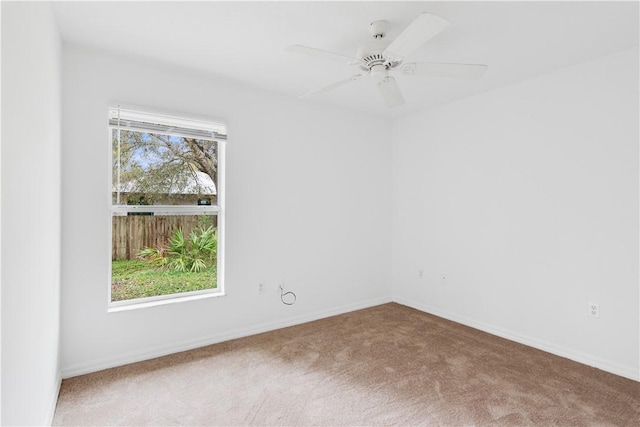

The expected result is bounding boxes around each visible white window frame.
[107,105,226,310]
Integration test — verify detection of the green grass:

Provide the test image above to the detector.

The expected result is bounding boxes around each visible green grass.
[111,259,217,302]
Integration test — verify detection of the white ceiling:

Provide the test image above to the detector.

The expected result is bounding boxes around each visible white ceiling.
[52,1,639,119]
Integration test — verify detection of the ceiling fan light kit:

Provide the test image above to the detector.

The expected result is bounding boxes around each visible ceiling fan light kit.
[286,12,488,108]
[378,76,405,108]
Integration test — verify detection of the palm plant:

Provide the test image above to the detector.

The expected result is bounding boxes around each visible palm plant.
[138,226,217,272]
[137,246,169,267]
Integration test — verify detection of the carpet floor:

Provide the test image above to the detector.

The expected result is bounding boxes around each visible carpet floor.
[53,303,639,426]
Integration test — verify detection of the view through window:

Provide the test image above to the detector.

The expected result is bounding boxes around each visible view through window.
[109,107,226,305]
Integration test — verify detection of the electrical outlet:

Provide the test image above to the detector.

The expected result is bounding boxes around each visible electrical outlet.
[588,302,600,318]
[258,282,266,294]
[418,270,424,278]
[440,274,447,285]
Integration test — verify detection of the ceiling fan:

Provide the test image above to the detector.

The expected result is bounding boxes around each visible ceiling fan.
[286,13,488,108]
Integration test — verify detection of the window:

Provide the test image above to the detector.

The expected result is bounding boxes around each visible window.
[109,106,226,307]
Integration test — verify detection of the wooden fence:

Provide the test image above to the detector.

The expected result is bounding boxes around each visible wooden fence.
[112,215,217,260]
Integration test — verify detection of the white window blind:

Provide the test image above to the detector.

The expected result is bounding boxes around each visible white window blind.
[108,106,227,141]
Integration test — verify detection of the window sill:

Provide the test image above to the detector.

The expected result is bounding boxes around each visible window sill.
[108,290,225,313]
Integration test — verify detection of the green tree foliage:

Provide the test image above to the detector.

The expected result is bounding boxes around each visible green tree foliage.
[113,130,217,203]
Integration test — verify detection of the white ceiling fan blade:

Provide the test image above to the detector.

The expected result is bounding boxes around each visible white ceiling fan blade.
[300,74,364,99]
[403,62,488,78]
[384,13,450,60]
[378,76,404,108]
[286,44,362,65]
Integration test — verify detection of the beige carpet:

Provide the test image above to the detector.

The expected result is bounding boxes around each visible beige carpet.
[53,303,639,426]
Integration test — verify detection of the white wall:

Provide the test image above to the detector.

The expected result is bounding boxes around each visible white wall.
[1,2,62,425]
[61,46,392,376]
[59,23,638,385]
[392,48,639,380]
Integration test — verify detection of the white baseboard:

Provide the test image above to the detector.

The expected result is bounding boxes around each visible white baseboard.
[46,370,62,426]
[61,296,392,379]
[394,296,639,382]
[61,294,637,383]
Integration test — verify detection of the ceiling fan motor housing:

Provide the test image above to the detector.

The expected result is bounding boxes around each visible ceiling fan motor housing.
[359,52,402,77]
[365,56,388,79]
